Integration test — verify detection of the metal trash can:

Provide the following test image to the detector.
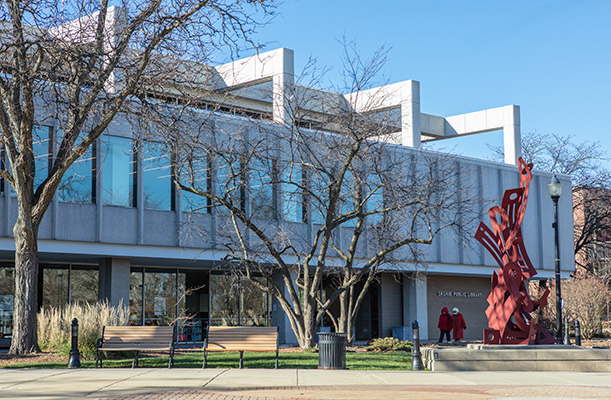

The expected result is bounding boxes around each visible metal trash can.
[318,332,347,369]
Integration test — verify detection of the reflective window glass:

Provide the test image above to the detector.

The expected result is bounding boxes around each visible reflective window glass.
[33,125,52,191]
[41,266,98,308]
[209,274,269,327]
[280,162,305,223]
[143,141,172,210]
[241,277,269,326]
[209,274,239,326]
[366,174,384,224]
[101,136,136,207]
[0,266,14,340]
[129,268,185,326]
[339,170,358,228]
[5,125,51,196]
[42,267,69,308]
[311,171,330,225]
[180,154,209,213]
[70,268,98,304]
[216,156,242,213]
[59,132,95,203]
[249,158,275,220]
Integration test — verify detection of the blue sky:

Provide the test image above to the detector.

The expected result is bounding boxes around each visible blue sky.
[255,0,611,161]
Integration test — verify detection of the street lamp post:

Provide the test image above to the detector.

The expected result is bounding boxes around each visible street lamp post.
[548,174,562,343]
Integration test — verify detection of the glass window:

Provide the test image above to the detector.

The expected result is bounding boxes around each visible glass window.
[129,268,185,326]
[33,125,52,192]
[41,267,69,308]
[9,125,51,196]
[129,271,143,325]
[59,132,95,203]
[210,274,239,326]
[280,162,305,223]
[101,136,136,207]
[249,158,275,220]
[142,141,172,210]
[311,170,330,225]
[41,265,98,307]
[209,273,269,327]
[0,266,14,340]
[180,154,210,213]
[241,277,269,326]
[366,174,384,225]
[70,268,99,304]
[339,170,358,228]
[216,156,243,213]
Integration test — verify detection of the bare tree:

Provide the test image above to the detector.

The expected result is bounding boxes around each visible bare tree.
[0,0,273,354]
[172,44,478,346]
[533,272,611,339]
[490,132,611,277]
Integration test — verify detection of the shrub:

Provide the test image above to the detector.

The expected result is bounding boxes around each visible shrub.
[38,300,129,359]
[366,337,412,352]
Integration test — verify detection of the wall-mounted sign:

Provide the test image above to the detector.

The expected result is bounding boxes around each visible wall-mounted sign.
[437,291,482,298]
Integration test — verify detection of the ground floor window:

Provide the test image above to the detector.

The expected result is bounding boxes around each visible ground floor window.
[129,267,186,326]
[209,273,270,327]
[0,264,98,343]
[0,265,14,341]
[41,265,98,308]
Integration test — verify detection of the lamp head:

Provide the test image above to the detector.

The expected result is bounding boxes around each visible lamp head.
[548,174,562,199]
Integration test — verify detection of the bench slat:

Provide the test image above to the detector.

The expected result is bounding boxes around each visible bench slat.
[205,326,278,352]
[98,326,174,351]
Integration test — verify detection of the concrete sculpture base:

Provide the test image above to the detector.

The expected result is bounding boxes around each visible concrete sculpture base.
[422,344,611,372]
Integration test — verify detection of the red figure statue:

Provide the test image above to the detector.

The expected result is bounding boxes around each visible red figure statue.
[475,158,556,345]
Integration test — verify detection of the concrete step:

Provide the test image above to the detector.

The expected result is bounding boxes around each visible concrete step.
[422,344,611,371]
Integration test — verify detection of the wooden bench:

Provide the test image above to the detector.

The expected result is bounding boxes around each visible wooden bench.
[203,326,279,369]
[95,326,175,368]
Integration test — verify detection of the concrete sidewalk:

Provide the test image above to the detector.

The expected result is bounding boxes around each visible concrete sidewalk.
[1,368,611,400]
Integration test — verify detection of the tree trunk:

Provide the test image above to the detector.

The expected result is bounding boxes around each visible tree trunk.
[301,297,317,348]
[9,209,40,354]
[338,289,350,336]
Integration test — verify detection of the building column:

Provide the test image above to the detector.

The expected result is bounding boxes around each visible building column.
[379,273,403,338]
[403,274,429,340]
[98,257,131,312]
[401,80,421,148]
[503,105,522,165]
[272,48,295,125]
[271,269,298,346]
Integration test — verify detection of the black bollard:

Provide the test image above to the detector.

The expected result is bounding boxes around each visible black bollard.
[574,319,581,346]
[411,320,423,371]
[563,317,571,345]
[68,318,81,368]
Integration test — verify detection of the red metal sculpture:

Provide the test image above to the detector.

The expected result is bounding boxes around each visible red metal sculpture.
[475,158,556,345]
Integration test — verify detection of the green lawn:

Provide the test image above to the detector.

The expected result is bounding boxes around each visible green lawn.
[4,350,412,370]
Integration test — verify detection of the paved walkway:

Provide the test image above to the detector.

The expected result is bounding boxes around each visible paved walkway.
[1,368,611,400]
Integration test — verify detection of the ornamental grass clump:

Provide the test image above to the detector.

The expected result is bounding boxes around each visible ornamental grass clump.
[37,301,129,359]
[366,337,412,352]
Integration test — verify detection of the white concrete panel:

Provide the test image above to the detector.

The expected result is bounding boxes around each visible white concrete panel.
[420,113,445,137]
[214,48,290,89]
[486,107,504,128]
[379,274,403,338]
[478,165,502,268]
[521,173,543,272]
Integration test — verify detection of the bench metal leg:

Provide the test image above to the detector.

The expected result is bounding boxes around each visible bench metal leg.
[203,350,208,369]
[132,351,139,368]
[275,350,278,369]
[239,351,244,369]
[96,351,102,368]
[169,349,174,368]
